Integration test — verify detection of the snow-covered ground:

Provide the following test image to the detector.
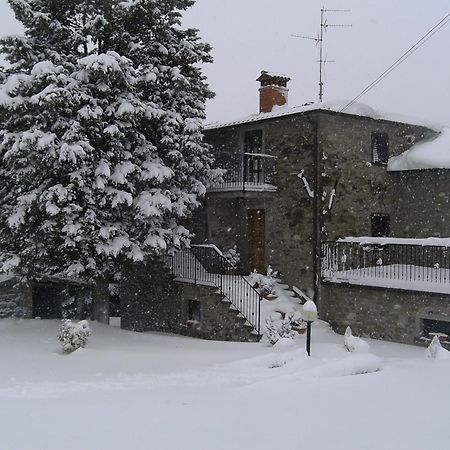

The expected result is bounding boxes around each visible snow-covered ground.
[1,319,450,450]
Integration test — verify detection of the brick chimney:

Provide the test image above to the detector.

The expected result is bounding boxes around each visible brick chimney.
[256,70,290,113]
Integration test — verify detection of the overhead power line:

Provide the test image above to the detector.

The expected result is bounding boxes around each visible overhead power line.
[340,12,450,112]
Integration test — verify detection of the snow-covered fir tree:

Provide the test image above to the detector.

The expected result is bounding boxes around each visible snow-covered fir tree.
[0,0,219,281]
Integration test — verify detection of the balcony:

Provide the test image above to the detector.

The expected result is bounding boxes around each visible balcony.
[322,238,450,294]
[207,152,277,193]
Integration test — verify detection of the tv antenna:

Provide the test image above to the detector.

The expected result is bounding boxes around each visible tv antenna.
[292,7,351,102]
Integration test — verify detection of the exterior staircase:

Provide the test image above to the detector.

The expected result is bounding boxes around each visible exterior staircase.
[167,245,262,340]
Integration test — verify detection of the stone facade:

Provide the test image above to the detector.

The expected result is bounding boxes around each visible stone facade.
[386,169,450,238]
[321,282,450,345]
[197,108,450,345]
[203,110,435,296]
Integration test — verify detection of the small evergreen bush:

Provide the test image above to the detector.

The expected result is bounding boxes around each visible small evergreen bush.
[265,316,295,345]
[57,319,91,353]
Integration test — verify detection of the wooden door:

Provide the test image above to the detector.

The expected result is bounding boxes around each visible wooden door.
[247,209,265,273]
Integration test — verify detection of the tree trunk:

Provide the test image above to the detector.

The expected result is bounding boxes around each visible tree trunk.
[91,277,110,324]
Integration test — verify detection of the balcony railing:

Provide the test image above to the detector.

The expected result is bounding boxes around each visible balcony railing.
[207,152,277,192]
[322,239,450,294]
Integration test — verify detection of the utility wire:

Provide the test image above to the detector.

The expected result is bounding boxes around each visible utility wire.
[340,12,450,112]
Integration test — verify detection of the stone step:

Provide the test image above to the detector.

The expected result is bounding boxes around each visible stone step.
[280,290,296,297]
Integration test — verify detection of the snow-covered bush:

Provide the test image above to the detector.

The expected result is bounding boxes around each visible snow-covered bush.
[426,336,450,360]
[57,319,91,354]
[250,266,277,297]
[223,245,240,269]
[265,316,295,345]
[287,312,306,333]
[344,326,370,353]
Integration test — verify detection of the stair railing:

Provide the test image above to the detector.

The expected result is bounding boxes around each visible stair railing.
[168,244,262,335]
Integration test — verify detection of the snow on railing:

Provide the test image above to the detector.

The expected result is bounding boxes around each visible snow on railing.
[322,241,450,294]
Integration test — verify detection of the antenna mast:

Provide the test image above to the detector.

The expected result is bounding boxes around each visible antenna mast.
[293,7,351,102]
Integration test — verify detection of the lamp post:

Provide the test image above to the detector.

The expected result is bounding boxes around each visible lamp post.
[302,300,318,356]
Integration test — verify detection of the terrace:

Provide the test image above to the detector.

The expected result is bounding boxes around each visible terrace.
[322,237,450,294]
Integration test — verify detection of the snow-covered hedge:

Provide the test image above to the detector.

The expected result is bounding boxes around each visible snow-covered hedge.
[57,319,91,354]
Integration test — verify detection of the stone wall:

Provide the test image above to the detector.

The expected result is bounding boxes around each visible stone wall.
[387,169,450,238]
[321,282,450,345]
[318,112,435,240]
[0,278,32,318]
[178,283,259,342]
[120,260,183,333]
[120,261,259,342]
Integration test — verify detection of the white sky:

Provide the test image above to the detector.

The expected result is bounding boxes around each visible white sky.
[1,0,449,126]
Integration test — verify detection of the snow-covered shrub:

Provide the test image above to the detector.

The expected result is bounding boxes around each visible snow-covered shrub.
[250,266,277,297]
[265,316,295,345]
[287,312,302,328]
[344,326,370,353]
[57,319,91,354]
[223,245,240,268]
[426,336,450,360]
[286,312,306,334]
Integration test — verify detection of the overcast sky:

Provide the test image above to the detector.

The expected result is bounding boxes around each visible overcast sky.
[1,0,449,126]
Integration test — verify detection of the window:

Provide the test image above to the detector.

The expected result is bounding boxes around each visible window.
[187,299,201,325]
[371,213,390,237]
[422,318,450,341]
[371,132,389,165]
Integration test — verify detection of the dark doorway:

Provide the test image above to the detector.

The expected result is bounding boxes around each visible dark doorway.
[188,299,201,323]
[244,129,263,154]
[247,209,265,273]
[423,318,450,339]
[32,284,64,319]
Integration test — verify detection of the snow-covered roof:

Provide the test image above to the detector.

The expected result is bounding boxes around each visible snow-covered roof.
[204,100,445,132]
[256,70,290,80]
[387,127,450,171]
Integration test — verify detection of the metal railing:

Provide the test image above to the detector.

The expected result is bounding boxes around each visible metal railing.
[168,244,262,334]
[207,152,277,192]
[322,241,450,289]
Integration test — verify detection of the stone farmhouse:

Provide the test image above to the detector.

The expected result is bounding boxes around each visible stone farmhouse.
[148,70,449,345]
[1,70,449,348]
